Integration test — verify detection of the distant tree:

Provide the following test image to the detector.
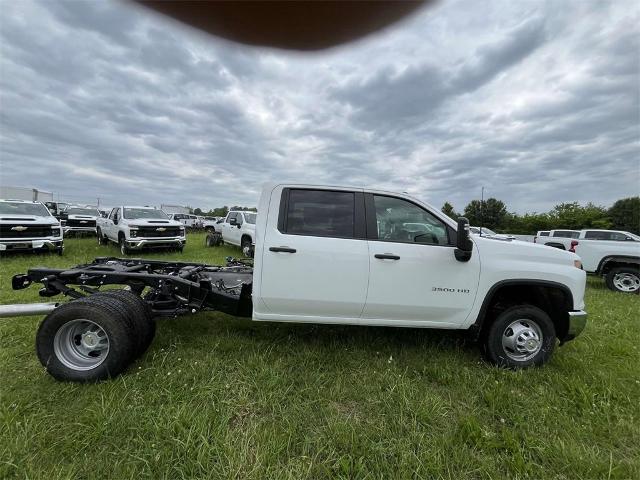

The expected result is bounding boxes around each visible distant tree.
[193,207,203,215]
[441,202,459,220]
[609,197,640,234]
[463,198,507,230]
[549,202,609,230]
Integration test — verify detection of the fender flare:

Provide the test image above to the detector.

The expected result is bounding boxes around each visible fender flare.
[597,255,640,274]
[467,279,574,339]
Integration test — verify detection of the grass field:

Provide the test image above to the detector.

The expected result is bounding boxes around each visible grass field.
[1,233,638,479]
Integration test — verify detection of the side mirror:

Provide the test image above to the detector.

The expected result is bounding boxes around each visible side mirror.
[455,217,473,262]
[229,218,237,226]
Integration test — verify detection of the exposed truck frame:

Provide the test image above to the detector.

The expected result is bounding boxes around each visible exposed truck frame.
[10,257,254,318]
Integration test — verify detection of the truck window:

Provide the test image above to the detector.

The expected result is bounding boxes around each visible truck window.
[226,212,236,223]
[539,232,550,237]
[372,195,448,246]
[554,230,579,238]
[283,189,355,238]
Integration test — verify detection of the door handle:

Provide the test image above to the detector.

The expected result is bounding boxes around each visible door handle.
[269,246,297,253]
[374,253,400,260]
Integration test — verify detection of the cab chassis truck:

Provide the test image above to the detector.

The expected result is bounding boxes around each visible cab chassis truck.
[1,183,588,382]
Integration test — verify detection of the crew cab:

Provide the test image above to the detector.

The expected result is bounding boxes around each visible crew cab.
[61,206,100,235]
[0,199,63,254]
[10,183,589,382]
[573,231,640,293]
[96,206,186,255]
[219,210,256,256]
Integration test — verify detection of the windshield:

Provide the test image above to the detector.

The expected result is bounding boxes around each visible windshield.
[67,208,98,216]
[123,208,168,219]
[0,202,52,217]
[626,232,640,241]
[244,212,257,224]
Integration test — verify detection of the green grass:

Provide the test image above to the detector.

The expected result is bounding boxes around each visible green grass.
[1,233,638,479]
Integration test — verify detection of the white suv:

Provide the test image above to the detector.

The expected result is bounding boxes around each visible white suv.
[0,199,63,254]
[219,210,256,256]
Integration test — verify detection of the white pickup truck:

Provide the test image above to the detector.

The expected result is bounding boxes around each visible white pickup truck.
[96,206,186,255]
[10,183,589,381]
[61,206,100,235]
[0,199,64,255]
[218,210,256,256]
[573,232,640,293]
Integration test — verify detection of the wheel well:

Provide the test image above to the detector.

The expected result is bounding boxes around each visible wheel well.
[118,231,125,241]
[599,258,640,276]
[241,234,252,245]
[475,283,573,341]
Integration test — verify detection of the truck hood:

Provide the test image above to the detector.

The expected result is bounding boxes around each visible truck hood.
[0,215,58,225]
[126,219,183,227]
[474,236,579,263]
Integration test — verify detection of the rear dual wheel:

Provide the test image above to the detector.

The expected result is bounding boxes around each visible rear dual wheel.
[36,291,155,382]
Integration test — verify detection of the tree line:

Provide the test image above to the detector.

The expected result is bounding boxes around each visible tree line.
[441,196,640,235]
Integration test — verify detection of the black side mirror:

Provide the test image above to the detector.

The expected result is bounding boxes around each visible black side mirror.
[455,217,473,262]
[229,218,237,226]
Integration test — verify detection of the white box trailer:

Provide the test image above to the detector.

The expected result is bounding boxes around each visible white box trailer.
[0,186,53,202]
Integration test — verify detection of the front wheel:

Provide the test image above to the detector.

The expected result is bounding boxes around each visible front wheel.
[119,237,130,256]
[241,237,254,258]
[605,267,640,294]
[482,305,556,369]
[97,228,105,245]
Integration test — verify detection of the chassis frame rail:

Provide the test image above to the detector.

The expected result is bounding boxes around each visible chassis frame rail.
[12,257,253,317]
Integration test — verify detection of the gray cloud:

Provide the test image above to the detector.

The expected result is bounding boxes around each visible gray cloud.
[0,0,638,214]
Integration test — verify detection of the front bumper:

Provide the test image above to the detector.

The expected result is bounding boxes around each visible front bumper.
[126,237,186,250]
[562,310,587,343]
[0,238,64,252]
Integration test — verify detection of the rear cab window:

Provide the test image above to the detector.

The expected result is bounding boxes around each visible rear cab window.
[280,189,356,239]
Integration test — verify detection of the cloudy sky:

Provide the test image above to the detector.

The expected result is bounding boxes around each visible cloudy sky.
[1,0,638,213]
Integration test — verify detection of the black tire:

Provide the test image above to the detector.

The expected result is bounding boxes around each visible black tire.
[119,235,129,255]
[482,305,556,369]
[206,232,223,247]
[36,297,137,382]
[605,267,640,294]
[56,246,64,256]
[241,236,253,258]
[97,228,105,245]
[97,290,156,356]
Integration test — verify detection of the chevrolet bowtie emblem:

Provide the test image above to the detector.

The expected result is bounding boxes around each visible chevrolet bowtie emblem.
[156,227,166,232]
[80,220,88,224]
[11,226,28,232]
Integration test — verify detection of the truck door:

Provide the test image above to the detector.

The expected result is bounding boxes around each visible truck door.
[257,187,369,320]
[105,208,118,240]
[362,194,480,327]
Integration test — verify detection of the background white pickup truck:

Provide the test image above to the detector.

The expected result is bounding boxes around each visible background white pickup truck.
[96,206,186,255]
[219,210,256,256]
[0,199,63,254]
[573,233,640,293]
[61,206,100,235]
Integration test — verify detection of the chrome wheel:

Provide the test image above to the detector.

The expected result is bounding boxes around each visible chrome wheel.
[501,319,543,361]
[613,272,640,293]
[53,319,110,370]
